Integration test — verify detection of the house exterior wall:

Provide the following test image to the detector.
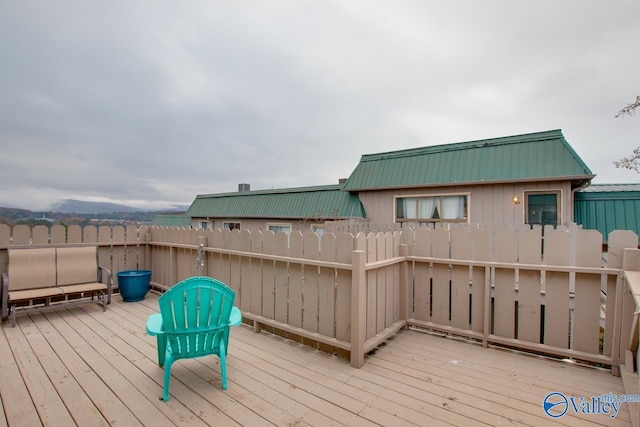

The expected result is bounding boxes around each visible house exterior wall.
[190,217,326,233]
[357,181,574,227]
[574,190,640,239]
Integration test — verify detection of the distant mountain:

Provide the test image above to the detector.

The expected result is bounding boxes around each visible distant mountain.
[51,199,189,214]
[52,199,143,214]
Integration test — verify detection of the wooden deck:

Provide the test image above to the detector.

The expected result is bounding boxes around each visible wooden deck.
[0,293,633,427]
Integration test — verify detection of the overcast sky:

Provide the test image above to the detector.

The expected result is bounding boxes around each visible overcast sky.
[1,1,638,211]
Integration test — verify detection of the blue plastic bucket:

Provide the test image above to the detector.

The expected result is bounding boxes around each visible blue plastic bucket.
[116,270,152,302]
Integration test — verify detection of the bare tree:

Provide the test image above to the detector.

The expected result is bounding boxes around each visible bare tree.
[613,96,640,172]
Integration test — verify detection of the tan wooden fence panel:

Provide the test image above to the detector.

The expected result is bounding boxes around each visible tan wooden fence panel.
[288,231,303,330]
[32,225,49,244]
[0,224,10,245]
[471,228,491,333]
[544,226,571,348]
[51,224,66,245]
[335,233,354,344]
[274,231,289,326]
[303,232,320,338]
[83,225,97,244]
[367,232,387,335]
[517,226,542,343]
[13,225,29,245]
[573,229,604,354]
[109,226,124,275]
[451,228,471,330]
[413,227,431,322]
[319,233,337,344]
[261,231,276,321]
[493,228,517,338]
[365,232,377,340]
[250,231,263,317]
[125,225,138,271]
[431,228,449,326]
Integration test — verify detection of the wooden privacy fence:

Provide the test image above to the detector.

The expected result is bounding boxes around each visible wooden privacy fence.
[2,223,640,372]
[401,226,638,374]
[147,226,406,368]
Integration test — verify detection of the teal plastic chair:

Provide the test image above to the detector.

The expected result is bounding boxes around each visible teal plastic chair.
[146,276,242,401]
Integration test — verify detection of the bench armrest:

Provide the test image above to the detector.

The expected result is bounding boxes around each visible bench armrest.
[1,273,8,321]
[98,266,113,305]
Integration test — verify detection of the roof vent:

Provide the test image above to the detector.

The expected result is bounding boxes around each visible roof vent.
[238,183,250,192]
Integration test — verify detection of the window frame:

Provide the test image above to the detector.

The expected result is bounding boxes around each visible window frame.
[524,190,562,227]
[267,222,292,235]
[394,193,470,224]
[196,220,212,230]
[223,221,241,231]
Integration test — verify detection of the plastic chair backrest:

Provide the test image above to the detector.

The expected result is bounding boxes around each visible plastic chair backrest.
[158,277,236,359]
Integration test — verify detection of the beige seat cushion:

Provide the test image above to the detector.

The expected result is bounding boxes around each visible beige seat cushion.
[7,248,56,291]
[58,283,107,294]
[9,287,63,302]
[56,247,98,286]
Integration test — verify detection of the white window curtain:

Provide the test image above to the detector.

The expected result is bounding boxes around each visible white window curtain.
[403,198,417,219]
[418,197,438,219]
[442,196,466,219]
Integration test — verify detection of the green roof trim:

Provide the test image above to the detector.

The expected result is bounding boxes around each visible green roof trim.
[343,130,594,191]
[187,184,366,219]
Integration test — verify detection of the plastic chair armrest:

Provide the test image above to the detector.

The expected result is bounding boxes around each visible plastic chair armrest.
[229,307,242,327]
[146,313,164,336]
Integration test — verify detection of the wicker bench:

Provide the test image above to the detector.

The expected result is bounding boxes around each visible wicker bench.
[1,246,112,326]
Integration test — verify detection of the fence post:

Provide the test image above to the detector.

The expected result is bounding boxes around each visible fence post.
[351,249,366,368]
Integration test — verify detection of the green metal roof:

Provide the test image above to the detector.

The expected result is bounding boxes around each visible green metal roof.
[187,184,366,219]
[577,183,640,193]
[575,184,640,239]
[151,213,191,227]
[342,130,594,191]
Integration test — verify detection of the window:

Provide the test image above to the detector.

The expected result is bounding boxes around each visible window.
[395,194,468,224]
[526,192,560,228]
[224,222,241,231]
[197,221,212,230]
[268,223,291,235]
[312,225,325,236]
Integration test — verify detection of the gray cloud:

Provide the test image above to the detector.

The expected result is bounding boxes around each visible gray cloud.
[1,1,638,210]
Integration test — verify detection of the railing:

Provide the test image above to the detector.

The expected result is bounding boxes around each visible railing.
[619,248,640,426]
[1,223,639,374]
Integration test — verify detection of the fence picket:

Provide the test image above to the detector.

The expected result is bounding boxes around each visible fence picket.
[573,229,604,354]
[544,227,571,348]
[451,228,471,329]
[517,227,542,343]
[494,228,517,338]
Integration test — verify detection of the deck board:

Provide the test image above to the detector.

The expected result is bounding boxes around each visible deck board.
[0,292,634,426]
